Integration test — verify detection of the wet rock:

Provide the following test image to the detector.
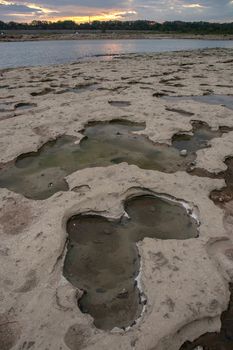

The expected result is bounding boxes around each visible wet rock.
[180,284,233,350]
[117,289,129,299]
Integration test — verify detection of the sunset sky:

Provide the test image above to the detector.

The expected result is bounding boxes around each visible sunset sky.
[0,0,233,23]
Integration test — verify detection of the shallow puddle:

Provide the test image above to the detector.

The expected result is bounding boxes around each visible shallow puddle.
[108,100,131,107]
[14,102,37,110]
[64,194,198,330]
[165,107,194,117]
[55,83,99,95]
[0,120,226,199]
[172,121,222,153]
[163,94,233,111]
[31,87,53,96]
[180,284,233,350]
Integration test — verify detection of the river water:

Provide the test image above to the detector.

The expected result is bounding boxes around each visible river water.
[0,38,233,68]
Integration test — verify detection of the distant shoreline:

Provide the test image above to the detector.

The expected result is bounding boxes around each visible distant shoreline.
[1,31,233,42]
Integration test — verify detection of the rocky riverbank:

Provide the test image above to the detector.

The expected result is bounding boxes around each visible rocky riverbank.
[0,48,233,350]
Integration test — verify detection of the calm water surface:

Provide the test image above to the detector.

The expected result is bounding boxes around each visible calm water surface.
[64,194,198,330]
[0,39,233,68]
[0,120,222,200]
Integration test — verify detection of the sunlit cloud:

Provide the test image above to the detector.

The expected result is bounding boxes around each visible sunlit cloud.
[0,0,56,16]
[48,10,137,23]
[25,2,56,13]
[182,3,206,9]
[0,0,233,22]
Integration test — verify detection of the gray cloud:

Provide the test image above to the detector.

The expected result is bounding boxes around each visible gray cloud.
[2,0,130,9]
[0,0,233,22]
[0,3,44,15]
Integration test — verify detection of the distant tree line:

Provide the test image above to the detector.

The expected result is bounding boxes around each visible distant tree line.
[0,20,233,34]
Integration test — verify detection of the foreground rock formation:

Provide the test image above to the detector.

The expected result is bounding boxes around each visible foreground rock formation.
[0,48,233,350]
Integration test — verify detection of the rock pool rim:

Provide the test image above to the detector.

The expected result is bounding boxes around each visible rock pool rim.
[0,118,229,200]
[65,189,201,230]
[0,118,225,169]
[15,119,146,167]
[12,119,228,169]
[64,191,199,332]
[189,156,233,206]
[79,118,146,132]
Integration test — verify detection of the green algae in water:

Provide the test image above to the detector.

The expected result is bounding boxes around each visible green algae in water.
[0,120,224,199]
[64,194,198,330]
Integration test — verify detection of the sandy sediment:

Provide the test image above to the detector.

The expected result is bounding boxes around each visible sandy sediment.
[0,48,233,350]
[0,31,233,42]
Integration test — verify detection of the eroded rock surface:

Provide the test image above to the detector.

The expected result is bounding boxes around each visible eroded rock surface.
[64,194,198,330]
[0,48,233,350]
[0,120,226,199]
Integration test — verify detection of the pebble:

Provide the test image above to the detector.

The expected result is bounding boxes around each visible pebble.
[180,149,188,157]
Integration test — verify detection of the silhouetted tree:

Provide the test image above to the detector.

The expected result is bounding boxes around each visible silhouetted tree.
[0,20,233,34]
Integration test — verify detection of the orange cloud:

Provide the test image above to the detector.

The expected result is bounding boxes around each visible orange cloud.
[0,0,137,22]
[43,10,137,23]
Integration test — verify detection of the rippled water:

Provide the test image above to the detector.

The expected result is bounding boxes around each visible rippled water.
[1,39,233,68]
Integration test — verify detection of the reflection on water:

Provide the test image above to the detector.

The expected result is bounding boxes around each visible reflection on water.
[172,121,222,152]
[164,94,233,111]
[64,194,198,330]
[1,39,233,68]
[0,120,225,200]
